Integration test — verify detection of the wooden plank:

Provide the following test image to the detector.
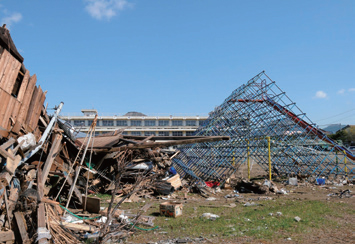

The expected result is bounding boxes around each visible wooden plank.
[12,74,37,134]
[16,69,30,103]
[29,88,47,131]
[4,57,21,94]
[28,85,42,129]
[14,212,31,244]
[0,55,16,92]
[67,175,83,204]
[7,183,19,223]
[0,89,11,129]
[2,96,16,130]
[5,149,21,174]
[37,203,48,244]
[0,146,14,160]
[49,220,98,232]
[0,50,11,89]
[25,85,39,130]
[0,230,15,242]
[0,127,9,138]
[0,137,16,149]
[9,98,21,130]
[40,133,63,185]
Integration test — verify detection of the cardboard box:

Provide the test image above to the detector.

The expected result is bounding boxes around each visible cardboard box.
[160,202,183,217]
[166,174,182,189]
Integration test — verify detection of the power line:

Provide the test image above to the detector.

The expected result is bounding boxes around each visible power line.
[315,108,355,122]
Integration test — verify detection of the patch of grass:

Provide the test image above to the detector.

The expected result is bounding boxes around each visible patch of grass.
[128,199,351,242]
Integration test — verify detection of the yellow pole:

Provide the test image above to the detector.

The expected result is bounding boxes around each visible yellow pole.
[232,151,235,166]
[247,140,250,180]
[343,150,347,180]
[267,136,271,181]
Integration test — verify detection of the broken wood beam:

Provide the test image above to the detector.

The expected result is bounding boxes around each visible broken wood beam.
[96,136,230,153]
[40,133,63,186]
[0,230,15,242]
[14,212,31,244]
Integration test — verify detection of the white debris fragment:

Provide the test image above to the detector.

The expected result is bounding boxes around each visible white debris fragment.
[201,213,220,220]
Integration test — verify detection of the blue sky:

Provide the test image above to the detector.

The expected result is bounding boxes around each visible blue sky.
[1,0,354,126]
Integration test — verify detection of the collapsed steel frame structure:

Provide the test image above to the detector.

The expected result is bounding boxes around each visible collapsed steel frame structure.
[173,71,354,183]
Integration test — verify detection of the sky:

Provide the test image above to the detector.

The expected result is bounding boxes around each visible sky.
[0,0,354,127]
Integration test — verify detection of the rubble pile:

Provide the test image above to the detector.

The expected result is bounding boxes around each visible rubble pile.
[0,25,231,243]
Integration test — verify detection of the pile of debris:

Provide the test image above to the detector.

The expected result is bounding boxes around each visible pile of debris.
[0,25,230,243]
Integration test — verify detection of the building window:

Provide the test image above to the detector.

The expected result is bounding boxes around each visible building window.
[122,131,128,135]
[131,120,142,126]
[88,120,93,126]
[102,120,114,126]
[159,131,169,136]
[144,131,156,136]
[186,120,196,126]
[144,120,156,126]
[172,120,183,126]
[172,131,183,136]
[117,120,128,126]
[186,131,195,136]
[131,131,141,136]
[74,120,85,126]
[158,120,169,126]
[95,131,101,136]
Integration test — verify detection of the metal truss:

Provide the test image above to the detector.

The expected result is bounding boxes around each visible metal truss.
[173,71,354,183]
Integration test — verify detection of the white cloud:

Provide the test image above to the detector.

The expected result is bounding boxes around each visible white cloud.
[349,88,355,92]
[84,0,132,20]
[314,90,328,99]
[337,89,345,95]
[1,12,22,29]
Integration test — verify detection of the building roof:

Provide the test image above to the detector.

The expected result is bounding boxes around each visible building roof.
[123,111,147,117]
[0,24,24,63]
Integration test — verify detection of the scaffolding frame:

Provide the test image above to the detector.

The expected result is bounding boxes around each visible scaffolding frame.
[173,71,354,184]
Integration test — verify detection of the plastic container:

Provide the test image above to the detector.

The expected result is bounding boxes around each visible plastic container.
[316,178,325,185]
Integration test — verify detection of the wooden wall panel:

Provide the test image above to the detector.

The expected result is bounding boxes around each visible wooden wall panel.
[10,98,21,130]
[2,96,17,129]
[25,86,39,131]
[0,50,11,90]
[0,90,11,128]
[12,75,37,134]
[16,70,30,103]
[0,54,16,90]
[29,89,47,131]
[3,57,21,94]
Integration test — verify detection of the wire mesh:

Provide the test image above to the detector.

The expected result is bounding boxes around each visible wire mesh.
[173,71,354,183]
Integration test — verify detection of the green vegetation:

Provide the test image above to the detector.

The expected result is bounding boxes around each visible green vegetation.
[127,199,354,243]
[329,126,355,146]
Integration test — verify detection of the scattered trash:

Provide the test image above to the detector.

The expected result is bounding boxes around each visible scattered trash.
[160,202,183,217]
[294,216,301,222]
[288,177,298,186]
[201,213,220,220]
[224,194,240,198]
[276,212,283,217]
[243,202,258,207]
[263,180,271,188]
[276,189,288,194]
[316,178,326,185]
[206,197,217,201]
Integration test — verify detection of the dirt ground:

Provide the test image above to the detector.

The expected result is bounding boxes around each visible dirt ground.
[119,164,354,244]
